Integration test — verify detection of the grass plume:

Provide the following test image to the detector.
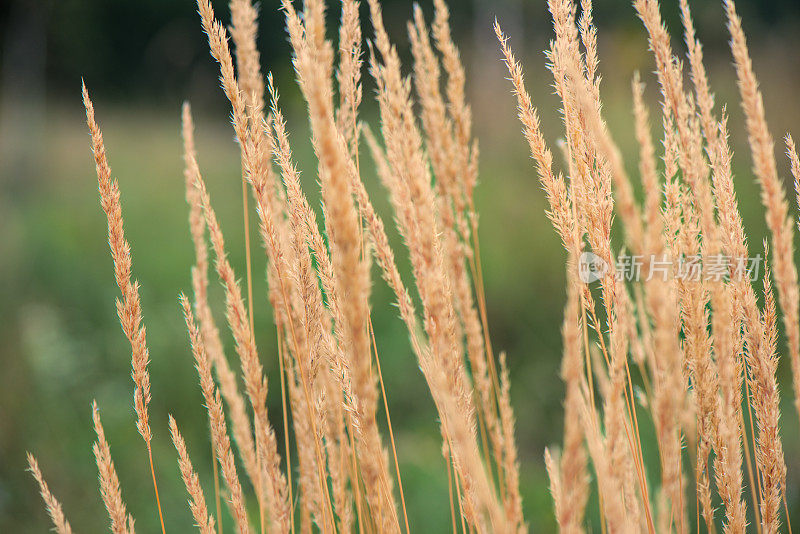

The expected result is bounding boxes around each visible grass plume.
[25,0,800,533]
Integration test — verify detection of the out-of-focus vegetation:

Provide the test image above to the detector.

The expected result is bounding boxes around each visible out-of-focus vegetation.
[2,0,800,532]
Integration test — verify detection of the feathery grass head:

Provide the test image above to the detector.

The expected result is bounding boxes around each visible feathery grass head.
[27,1,800,533]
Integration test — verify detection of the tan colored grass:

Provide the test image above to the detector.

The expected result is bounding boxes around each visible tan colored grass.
[182,102,260,504]
[27,454,74,534]
[180,294,251,534]
[726,2,800,431]
[92,401,136,534]
[82,84,165,534]
[28,0,800,533]
[168,415,217,534]
[499,0,796,532]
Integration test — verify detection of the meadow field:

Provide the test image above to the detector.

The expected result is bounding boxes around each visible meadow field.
[3,0,800,531]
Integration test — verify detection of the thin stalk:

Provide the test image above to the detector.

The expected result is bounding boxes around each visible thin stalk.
[586,297,654,532]
[454,464,467,534]
[580,294,607,534]
[465,235,504,496]
[347,415,367,534]
[148,443,166,534]
[277,328,295,534]
[740,403,760,534]
[784,493,793,534]
[623,358,651,517]
[588,302,650,530]
[447,452,457,533]
[581,296,597,423]
[620,385,655,534]
[239,160,262,534]
[677,436,685,534]
[475,389,496,491]
[696,453,700,534]
[212,441,222,534]
[467,200,500,402]
[466,197,507,500]
[369,316,410,533]
[744,362,763,533]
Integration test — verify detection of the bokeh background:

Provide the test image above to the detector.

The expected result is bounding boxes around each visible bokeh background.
[2,0,800,531]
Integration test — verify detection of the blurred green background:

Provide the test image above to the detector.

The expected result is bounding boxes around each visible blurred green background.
[2,0,800,531]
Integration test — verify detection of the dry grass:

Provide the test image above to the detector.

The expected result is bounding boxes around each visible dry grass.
[25,0,800,532]
[32,0,516,532]
[498,0,800,532]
